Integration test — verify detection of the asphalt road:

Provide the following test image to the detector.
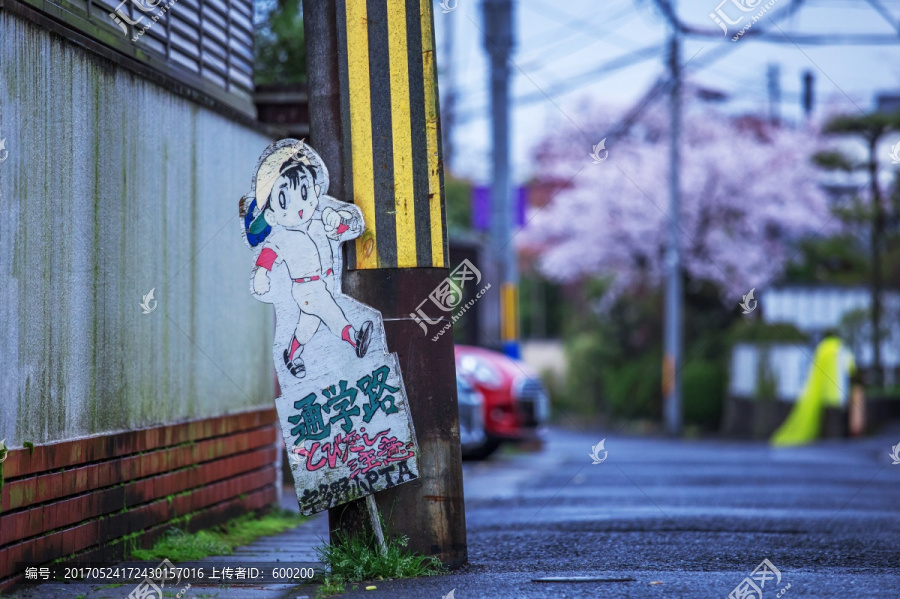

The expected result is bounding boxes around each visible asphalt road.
[333,424,900,599]
[10,425,900,599]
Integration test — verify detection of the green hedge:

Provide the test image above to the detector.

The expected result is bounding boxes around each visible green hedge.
[559,333,608,418]
[683,360,727,429]
[602,351,662,421]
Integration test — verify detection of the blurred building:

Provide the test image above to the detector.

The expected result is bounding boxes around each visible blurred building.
[729,286,900,402]
[254,83,310,139]
[0,0,288,588]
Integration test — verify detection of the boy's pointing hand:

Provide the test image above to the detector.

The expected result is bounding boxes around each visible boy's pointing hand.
[322,207,341,234]
[323,207,358,238]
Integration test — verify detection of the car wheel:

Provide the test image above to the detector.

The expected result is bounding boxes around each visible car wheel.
[461,435,502,460]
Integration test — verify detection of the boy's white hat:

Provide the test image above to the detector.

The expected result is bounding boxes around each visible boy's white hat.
[248,139,329,234]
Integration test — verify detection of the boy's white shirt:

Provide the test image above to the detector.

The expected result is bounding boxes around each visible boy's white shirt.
[263,218,334,280]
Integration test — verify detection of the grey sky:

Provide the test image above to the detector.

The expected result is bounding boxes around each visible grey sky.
[434,0,900,184]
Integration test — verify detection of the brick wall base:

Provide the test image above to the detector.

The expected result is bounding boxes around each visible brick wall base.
[0,408,280,591]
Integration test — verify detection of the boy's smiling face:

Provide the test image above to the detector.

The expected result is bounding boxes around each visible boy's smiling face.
[264,170,319,229]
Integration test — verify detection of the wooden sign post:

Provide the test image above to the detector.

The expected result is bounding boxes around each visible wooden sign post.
[239,139,419,516]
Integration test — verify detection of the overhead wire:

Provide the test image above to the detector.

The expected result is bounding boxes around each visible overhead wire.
[453,0,900,126]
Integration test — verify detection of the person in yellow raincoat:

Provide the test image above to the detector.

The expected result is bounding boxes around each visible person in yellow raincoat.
[771,330,865,446]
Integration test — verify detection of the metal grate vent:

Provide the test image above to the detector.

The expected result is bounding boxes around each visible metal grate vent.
[8,0,256,117]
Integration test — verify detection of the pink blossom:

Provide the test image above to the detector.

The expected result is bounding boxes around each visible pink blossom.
[519,102,835,304]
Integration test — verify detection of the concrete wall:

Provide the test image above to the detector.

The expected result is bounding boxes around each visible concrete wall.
[0,12,275,446]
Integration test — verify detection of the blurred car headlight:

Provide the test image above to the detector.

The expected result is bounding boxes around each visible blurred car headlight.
[458,354,504,389]
[457,376,482,405]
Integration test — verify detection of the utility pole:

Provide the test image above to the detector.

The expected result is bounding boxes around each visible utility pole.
[483,0,520,358]
[767,63,781,125]
[303,0,343,197]
[802,70,814,120]
[663,16,683,436]
[303,0,467,568]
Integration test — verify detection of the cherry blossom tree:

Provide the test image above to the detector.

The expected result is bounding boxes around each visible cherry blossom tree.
[519,100,835,305]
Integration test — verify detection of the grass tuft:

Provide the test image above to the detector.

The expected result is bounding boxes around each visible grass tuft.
[130,510,306,562]
[316,577,346,597]
[314,530,446,597]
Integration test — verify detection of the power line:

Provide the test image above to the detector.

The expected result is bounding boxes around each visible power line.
[454,0,900,125]
[651,0,900,43]
[516,44,665,104]
[454,44,664,124]
[863,0,900,33]
[524,0,641,45]
[516,3,637,60]
[517,12,641,73]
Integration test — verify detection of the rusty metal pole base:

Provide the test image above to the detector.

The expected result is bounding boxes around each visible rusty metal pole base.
[330,268,468,569]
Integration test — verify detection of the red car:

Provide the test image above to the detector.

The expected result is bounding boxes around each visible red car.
[455,345,549,459]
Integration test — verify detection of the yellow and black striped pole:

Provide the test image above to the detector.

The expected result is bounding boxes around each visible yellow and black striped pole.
[338,0,448,271]
[305,0,466,567]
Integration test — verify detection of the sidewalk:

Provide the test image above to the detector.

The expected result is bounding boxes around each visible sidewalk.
[9,489,328,599]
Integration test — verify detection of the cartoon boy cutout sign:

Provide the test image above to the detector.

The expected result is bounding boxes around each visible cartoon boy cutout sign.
[240,139,420,515]
[240,140,373,378]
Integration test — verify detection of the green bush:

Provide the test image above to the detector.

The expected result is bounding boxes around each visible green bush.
[683,360,727,429]
[254,0,306,85]
[602,350,661,421]
[726,320,808,344]
[561,331,661,422]
[561,333,609,417]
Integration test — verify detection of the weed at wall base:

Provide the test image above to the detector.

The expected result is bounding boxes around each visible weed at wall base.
[314,531,446,598]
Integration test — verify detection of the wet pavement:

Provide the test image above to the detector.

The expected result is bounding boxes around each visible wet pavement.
[331,424,900,598]
[8,424,900,598]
